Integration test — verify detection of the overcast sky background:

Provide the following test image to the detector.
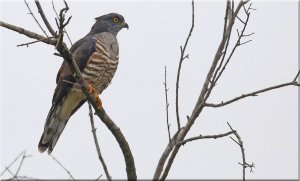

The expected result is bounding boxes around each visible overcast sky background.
[0,0,298,179]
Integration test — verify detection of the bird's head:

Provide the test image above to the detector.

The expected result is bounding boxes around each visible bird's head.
[89,13,129,36]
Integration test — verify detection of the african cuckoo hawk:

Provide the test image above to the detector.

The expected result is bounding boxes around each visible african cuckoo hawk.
[38,13,129,154]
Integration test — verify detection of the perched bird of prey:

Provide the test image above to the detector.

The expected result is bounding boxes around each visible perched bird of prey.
[38,13,129,154]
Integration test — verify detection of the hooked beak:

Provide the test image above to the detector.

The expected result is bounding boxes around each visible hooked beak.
[122,21,129,29]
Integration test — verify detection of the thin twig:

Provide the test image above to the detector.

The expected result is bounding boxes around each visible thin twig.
[177,130,236,146]
[24,0,48,37]
[0,151,25,177]
[293,70,300,82]
[238,39,252,46]
[52,0,59,19]
[88,102,112,181]
[95,174,102,181]
[17,36,54,47]
[14,151,27,178]
[34,0,57,37]
[50,154,75,180]
[51,0,74,45]
[242,32,255,37]
[163,66,171,142]
[3,167,14,177]
[204,79,300,108]
[175,0,195,131]
[227,122,254,181]
[64,29,73,45]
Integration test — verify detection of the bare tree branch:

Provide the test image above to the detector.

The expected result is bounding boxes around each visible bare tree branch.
[2,150,76,180]
[96,174,103,180]
[51,0,72,46]
[154,1,250,179]
[49,154,75,180]
[50,0,72,45]
[0,21,57,45]
[17,36,55,47]
[153,129,182,179]
[163,66,171,142]
[175,0,195,131]
[88,102,111,181]
[14,151,27,178]
[177,130,236,146]
[204,78,300,108]
[206,2,253,104]
[0,151,25,177]
[0,1,137,179]
[227,122,255,181]
[293,70,300,82]
[24,0,48,37]
[34,0,57,37]
[3,167,14,177]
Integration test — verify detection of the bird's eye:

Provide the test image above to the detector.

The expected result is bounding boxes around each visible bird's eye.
[113,17,119,23]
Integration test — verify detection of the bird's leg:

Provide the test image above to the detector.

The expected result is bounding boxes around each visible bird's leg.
[87,84,102,110]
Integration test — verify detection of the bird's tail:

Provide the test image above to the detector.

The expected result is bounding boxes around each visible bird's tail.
[38,107,69,154]
[38,88,86,154]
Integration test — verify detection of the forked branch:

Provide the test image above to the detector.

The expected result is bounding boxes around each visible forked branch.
[227,122,255,181]
[154,1,252,180]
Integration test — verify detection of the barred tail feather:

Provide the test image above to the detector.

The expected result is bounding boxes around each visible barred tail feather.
[38,88,86,154]
[38,116,68,154]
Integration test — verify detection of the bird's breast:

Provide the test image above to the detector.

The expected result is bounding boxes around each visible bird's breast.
[82,39,119,94]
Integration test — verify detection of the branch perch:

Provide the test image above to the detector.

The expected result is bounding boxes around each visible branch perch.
[0,1,136,179]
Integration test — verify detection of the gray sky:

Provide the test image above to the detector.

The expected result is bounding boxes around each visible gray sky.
[0,0,298,179]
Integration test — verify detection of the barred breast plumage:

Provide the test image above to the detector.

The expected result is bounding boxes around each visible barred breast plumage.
[82,32,119,94]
